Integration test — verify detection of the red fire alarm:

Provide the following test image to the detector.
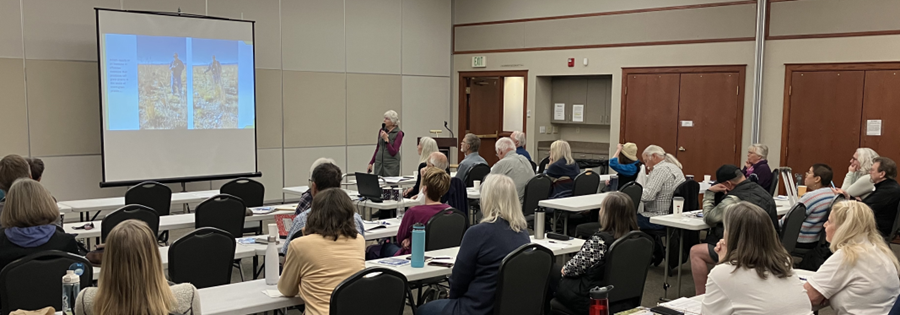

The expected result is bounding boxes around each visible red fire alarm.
[567,58,575,67]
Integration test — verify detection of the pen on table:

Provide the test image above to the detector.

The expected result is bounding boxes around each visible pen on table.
[548,241,570,245]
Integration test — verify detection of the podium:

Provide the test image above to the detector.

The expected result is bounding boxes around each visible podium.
[418,137,457,158]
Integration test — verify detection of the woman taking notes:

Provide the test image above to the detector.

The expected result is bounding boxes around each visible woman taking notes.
[805,201,900,314]
[76,220,201,315]
[417,174,530,315]
[368,110,404,176]
[701,202,811,314]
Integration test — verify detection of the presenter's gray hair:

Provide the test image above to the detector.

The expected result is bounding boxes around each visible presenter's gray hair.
[384,110,400,125]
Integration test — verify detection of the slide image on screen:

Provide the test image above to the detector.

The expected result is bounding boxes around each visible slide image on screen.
[192,38,239,129]
[136,35,188,129]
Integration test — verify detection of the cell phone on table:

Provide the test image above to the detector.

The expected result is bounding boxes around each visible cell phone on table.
[428,261,454,268]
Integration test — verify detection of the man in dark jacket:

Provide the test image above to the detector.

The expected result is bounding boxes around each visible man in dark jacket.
[861,157,900,238]
[689,164,777,295]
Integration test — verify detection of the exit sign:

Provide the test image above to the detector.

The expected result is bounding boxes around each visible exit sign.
[472,56,486,68]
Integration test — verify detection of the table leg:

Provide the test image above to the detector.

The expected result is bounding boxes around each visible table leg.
[90,210,102,221]
[677,229,684,297]
[562,212,569,236]
[662,227,671,299]
[253,256,259,280]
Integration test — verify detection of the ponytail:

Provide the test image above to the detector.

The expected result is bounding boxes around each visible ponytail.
[664,153,683,169]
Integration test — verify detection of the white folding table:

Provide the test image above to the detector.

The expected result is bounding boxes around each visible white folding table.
[538,193,609,235]
[58,190,221,221]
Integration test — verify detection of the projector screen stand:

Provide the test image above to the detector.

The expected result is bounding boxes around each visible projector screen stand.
[181,182,191,214]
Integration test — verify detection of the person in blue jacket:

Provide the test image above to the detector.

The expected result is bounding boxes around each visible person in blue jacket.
[546,140,580,197]
[609,143,642,185]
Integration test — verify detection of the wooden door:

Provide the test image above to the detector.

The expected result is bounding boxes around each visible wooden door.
[861,70,900,160]
[467,77,502,165]
[676,73,741,178]
[621,74,680,154]
[784,71,865,184]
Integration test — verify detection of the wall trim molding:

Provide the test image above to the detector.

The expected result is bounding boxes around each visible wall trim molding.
[454,37,755,55]
[768,30,900,41]
[453,1,756,27]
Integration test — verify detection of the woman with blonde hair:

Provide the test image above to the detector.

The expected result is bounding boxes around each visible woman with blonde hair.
[840,148,879,198]
[405,136,439,198]
[701,202,811,314]
[0,178,79,272]
[75,220,201,315]
[546,140,580,197]
[805,200,900,314]
[417,174,530,315]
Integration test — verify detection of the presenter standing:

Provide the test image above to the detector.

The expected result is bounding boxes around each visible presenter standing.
[368,110,403,176]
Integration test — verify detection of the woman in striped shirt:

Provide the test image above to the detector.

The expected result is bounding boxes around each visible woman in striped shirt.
[781,164,835,249]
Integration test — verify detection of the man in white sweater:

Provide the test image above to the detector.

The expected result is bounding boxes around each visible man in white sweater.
[490,137,534,204]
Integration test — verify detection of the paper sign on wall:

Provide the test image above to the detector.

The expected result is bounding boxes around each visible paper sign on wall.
[554,103,566,120]
[572,104,584,122]
[681,120,694,127]
[867,119,882,136]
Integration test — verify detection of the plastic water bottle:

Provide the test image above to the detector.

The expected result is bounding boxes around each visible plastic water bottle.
[534,207,546,239]
[265,223,280,285]
[589,285,614,315]
[411,223,426,268]
[62,270,79,315]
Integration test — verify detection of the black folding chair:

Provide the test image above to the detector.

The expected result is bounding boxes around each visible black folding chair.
[0,251,93,314]
[619,182,643,212]
[572,171,601,196]
[101,204,159,243]
[493,244,554,315]
[168,227,236,289]
[768,168,781,196]
[464,164,491,188]
[221,177,266,235]
[523,174,553,222]
[529,160,538,174]
[425,208,467,251]
[195,194,247,238]
[780,203,808,254]
[888,202,900,244]
[330,267,416,315]
[125,181,172,242]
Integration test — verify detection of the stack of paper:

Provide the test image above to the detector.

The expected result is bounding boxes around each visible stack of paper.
[660,297,702,314]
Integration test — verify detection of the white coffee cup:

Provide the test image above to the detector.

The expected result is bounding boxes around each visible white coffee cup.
[672,197,685,215]
[473,180,481,190]
[268,223,278,238]
[704,175,712,182]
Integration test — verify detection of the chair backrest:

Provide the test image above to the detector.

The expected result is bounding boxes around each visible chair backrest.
[220,178,265,207]
[330,267,411,315]
[465,164,491,187]
[619,182,643,212]
[0,251,93,314]
[522,174,553,217]
[780,203,808,253]
[125,181,173,216]
[604,231,655,306]
[168,227,236,289]
[101,204,159,242]
[889,202,900,242]
[673,180,700,212]
[195,194,247,238]
[425,208,467,251]
[529,160,538,174]
[572,171,601,196]
[768,168,781,196]
[818,194,845,245]
[493,244,554,315]
[537,156,550,173]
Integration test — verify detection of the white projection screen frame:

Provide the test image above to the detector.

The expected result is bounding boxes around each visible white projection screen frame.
[96,8,260,187]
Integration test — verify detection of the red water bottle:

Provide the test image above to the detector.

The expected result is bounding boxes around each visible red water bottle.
[589,285,614,315]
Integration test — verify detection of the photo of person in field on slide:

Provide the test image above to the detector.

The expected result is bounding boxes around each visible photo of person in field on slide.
[136,35,188,129]
[192,39,239,129]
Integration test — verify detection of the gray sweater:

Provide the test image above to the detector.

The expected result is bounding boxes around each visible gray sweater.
[490,152,534,203]
[75,283,201,315]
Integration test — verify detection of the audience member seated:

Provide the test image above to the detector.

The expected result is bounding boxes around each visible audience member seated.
[490,137,534,204]
[805,201,900,314]
[637,145,685,230]
[455,133,487,180]
[854,157,900,237]
[0,154,32,216]
[0,179,79,272]
[554,192,638,314]
[380,167,451,257]
[278,188,366,315]
[412,152,451,200]
[690,164,777,295]
[545,140,580,198]
[76,220,201,315]
[417,174,530,315]
[405,136,439,198]
[742,143,772,189]
[282,163,365,255]
[779,164,835,249]
[511,130,532,161]
[701,202,812,314]
[25,157,44,182]
[609,143,641,185]
[841,148,879,199]
[295,157,337,215]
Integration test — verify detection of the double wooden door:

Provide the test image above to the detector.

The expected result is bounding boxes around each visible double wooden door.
[621,66,745,178]
[782,65,900,184]
[458,71,529,166]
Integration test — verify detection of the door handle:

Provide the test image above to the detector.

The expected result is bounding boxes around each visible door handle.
[679,146,685,152]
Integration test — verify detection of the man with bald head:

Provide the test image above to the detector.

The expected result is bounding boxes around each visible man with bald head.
[491,137,534,203]
[412,152,451,200]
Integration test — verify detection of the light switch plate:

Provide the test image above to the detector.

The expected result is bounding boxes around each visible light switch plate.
[540,126,546,134]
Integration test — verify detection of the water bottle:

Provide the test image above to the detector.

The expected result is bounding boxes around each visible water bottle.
[62,270,79,315]
[608,174,619,191]
[589,285,614,315]
[534,207,546,239]
[411,223,426,268]
[265,234,279,285]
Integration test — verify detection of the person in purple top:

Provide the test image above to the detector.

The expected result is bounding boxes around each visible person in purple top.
[380,167,452,257]
[368,110,404,176]
[743,144,772,190]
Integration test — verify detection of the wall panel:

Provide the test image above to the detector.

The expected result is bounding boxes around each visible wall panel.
[282,71,347,148]
[26,60,102,156]
[0,58,29,156]
[402,0,451,76]
[0,0,23,59]
[281,0,345,72]
[346,0,401,74]
[346,74,402,145]
[22,0,120,61]
[208,0,282,70]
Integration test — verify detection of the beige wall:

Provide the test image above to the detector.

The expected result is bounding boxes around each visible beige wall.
[0,0,451,202]
[453,0,741,25]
